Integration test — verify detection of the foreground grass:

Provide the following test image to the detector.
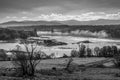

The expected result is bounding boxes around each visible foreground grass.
[0,58,106,69]
[0,58,119,80]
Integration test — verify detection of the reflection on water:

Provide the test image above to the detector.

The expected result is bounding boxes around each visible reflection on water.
[0,36,120,57]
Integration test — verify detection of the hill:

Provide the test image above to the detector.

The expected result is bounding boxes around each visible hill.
[1,19,120,27]
[59,19,120,25]
[0,20,63,27]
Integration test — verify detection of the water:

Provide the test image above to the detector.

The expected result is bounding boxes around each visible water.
[0,36,120,57]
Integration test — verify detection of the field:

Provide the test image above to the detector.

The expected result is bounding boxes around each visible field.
[1,0,120,79]
[0,32,120,80]
[0,58,119,80]
[0,58,107,69]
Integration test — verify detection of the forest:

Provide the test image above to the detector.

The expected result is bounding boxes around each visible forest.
[8,25,120,39]
[0,28,37,40]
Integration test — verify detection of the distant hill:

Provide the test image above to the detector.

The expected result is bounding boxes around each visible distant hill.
[1,19,120,27]
[59,19,120,25]
[0,20,63,27]
[1,19,120,39]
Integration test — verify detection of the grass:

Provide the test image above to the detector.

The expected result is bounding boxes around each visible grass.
[0,58,119,80]
[0,58,106,69]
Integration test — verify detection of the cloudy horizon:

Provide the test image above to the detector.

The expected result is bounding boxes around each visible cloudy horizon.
[1,0,120,23]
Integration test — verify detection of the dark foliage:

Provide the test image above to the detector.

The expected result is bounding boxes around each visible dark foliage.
[0,28,37,40]
[71,45,119,58]
[9,25,120,38]
[62,54,69,58]
[0,49,7,61]
[12,44,42,77]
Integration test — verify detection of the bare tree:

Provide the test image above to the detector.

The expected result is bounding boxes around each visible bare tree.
[12,43,42,77]
[65,57,73,71]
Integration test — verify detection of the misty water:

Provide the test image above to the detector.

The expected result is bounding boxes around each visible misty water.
[0,35,120,57]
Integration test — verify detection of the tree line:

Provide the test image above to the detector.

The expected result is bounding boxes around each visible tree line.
[0,44,119,61]
[10,25,120,38]
[71,44,119,57]
[0,28,37,40]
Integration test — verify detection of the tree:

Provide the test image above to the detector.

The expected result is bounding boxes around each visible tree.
[111,46,118,56]
[65,57,73,72]
[0,49,7,61]
[71,50,79,57]
[78,44,86,57]
[49,53,56,58]
[12,43,42,77]
[34,28,38,37]
[113,55,120,67]
[113,48,120,68]
[100,46,108,57]
[51,28,54,33]
[86,47,92,57]
[19,31,28,39]
[62,53,69,58]
[94,47,100,57]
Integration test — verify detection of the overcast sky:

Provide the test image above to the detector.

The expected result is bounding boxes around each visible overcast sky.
[1,0,120,23]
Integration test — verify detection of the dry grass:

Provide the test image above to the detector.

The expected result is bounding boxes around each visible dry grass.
[0,58,119,80]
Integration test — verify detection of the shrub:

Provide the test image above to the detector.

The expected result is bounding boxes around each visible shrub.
[62,54,69,58]
[12,43,42,77]
[65,58,74,73]
[113,55,120,67]
[78,44,86,57]
[71,50,79,57]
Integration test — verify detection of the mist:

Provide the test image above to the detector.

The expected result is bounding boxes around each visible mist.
[71,30,108,38]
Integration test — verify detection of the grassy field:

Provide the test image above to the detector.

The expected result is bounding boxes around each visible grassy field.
[0,58,119,80]
[0,58,107,69]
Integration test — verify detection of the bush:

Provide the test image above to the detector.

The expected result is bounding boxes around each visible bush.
[113,55,120,67]
[71,50,79,57]
[12,44,42,77]
[65,58,74,73]
[62,54,69,58]
[0,28,37,40]
[78,44,86,57]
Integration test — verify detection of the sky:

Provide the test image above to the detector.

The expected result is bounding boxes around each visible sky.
[1,0,120,23]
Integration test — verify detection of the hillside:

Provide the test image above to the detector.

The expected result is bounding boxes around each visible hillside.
[59,19,120,25]
[0,20,63,27]
[1,19,120,27]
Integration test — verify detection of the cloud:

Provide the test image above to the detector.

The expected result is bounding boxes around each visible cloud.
[2,12,120,22]
[1,0,120,22]
[32,12,120,21]
[0,0,120,14]
[0,0,65,13]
